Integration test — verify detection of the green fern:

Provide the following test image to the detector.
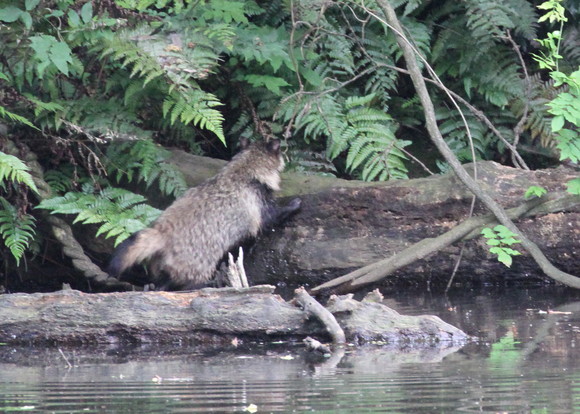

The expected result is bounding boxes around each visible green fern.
[162,90,225,142]
[0,105,37,129]
[44,168,77,194]
[286,93,409,181]
[96,25,226,143]
[0,197,36,266]
[343,96,409,180]
[106,140,187,198]
[0,151,39,194]
[37,186,161,246]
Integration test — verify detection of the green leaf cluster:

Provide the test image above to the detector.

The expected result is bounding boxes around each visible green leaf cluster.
[524,185,547,199]
[532,0,580,194]
[37,185,161,246]
[481,225,522,267]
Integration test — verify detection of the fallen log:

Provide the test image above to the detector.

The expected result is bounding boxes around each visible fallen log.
[241,161,579,289]
[166,150,579,290]
[0,287,468,348]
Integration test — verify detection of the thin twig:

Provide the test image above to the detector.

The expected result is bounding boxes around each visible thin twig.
[503,30,531,169]
[58,348,73,369]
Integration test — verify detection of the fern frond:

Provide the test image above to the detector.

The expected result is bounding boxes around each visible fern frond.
[0,152,39,194]
[163,91,225,143]
[37,187,161,246]
[106,140,187,197]
[0,197,36,266]
[0,105,37,129]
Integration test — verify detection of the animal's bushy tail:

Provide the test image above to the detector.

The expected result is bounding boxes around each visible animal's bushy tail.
[108,228,165,277]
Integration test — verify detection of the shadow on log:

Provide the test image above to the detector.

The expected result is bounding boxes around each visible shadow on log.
[0,287,468,349]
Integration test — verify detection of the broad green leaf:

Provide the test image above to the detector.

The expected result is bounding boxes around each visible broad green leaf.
[551,115,564,132]
[49,41,73,75]
[29,35,53,61]
[0,6,22,22]
[496,249,513,267]
[19,11,32,29]
[80,1,93,23]
[25,0,41,10]
[68,9,80,27]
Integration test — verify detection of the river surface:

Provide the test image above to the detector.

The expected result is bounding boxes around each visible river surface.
[0,286,579,413]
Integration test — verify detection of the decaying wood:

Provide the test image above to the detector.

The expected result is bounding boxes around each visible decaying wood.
[311,193,579,294]
[0,287,468,347]
[243,161,579,290]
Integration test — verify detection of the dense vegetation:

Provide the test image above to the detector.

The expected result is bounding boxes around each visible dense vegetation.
[0,0,578,291]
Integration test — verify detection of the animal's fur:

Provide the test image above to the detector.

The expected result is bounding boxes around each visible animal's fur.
[108,139,300,290]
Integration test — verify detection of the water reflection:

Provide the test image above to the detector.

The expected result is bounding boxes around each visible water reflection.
[1,287,579,413]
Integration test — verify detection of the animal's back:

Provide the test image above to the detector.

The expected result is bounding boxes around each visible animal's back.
[150,175,264,287]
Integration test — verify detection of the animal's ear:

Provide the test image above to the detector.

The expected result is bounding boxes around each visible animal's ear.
[239,137,251,150]
[267,139,281,154]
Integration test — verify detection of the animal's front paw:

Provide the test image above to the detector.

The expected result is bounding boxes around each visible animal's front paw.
[287,197,302,211]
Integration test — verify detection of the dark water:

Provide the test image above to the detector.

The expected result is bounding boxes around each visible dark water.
[1,287,579,413]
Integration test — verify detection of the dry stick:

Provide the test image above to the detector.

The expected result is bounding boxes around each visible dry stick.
[504,30,531,170]
[311,194,578,293]
[58,348,73,369]
[295,286,346,345]
[374,0,580,288]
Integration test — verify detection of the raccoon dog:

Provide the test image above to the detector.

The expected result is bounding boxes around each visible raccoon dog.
[108,139,301,290]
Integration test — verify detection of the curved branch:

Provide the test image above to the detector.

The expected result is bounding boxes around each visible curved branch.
[311,194,578,294]
[371,1,580,288]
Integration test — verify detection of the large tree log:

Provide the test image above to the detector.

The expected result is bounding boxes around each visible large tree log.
[0,287,468,347]
[168,149,579,289]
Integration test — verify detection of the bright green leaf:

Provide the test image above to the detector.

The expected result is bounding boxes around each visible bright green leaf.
[566,178,580,195]
[551,115,565,132]
[80,2,93,23]
[68,9,80,27]
[25,0,41,10]
[0,6,22,22]
[19,11,32,30]
[524,186,547,199]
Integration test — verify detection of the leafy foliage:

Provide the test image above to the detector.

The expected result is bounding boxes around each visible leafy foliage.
[531,0,580,194]
[481,225,522,267]
[0,0,578,285]
[0,197,36,266]
[524,185,547,199]
[0,151,39,194]
[37,185,161,246]
[106,140,187,198]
